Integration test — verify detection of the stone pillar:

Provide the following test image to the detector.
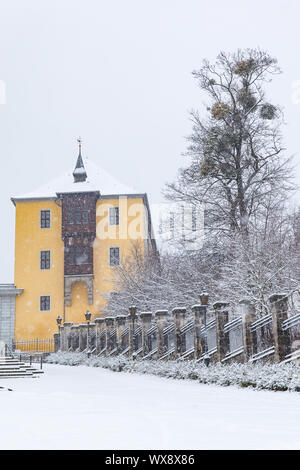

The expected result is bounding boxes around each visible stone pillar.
[58,325,63,350]
[155,310,169,358]
[139,312,152,356]
[88,322,96,351]
[192,304,206,359]
[240,299,256,361]
[70,325,79,351]
[95,318,105,354]
[78,324,87,351]
[115,315,127,353]
[59,326,65,351]
[105,317,115,356]
[128,306,138,356]
[54,333,60,352]
[172,308,186,358]
[62,322,72,351]
[214,302,229,363]
[269,293,290,362]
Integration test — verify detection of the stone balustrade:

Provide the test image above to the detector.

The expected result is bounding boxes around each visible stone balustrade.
[55,292,300,364]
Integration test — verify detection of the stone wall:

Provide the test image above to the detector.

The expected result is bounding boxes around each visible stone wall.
[0,284,23,348]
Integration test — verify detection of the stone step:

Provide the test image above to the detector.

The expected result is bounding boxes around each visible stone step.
[0,357,44,378]
[0,375,37,379]
[0,372,34,378]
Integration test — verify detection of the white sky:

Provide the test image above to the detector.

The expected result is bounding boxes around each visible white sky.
[0,0,300,282]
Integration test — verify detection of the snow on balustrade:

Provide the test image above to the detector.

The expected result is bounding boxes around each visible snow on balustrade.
[251,313,274,356]
[287,290,300,317]
[146,325,158,355]
[108,329,117,351]
[180,321,194,353]
[205,319,217,353]
[133,326,142,352]
[163,324,175,352]
[121,327,129,352]
[224,317,243,355]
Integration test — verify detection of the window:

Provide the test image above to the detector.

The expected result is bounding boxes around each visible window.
[82,247,89,263]
[40,250,51,269]
[40,295,50,311]
[75,208,81,224]
[109,207,119,225]
[75,246,89,265]
[40,210,51,228]
[68,209,74,224]
[109,247,120,266]
[82,207,89,224]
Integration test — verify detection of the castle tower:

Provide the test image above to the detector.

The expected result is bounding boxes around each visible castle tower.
[12,140,156,340]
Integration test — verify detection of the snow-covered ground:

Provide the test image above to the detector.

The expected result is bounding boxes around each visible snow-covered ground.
[0,363,299,450]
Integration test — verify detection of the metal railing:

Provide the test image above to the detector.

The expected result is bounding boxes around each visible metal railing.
[12,338,55,353]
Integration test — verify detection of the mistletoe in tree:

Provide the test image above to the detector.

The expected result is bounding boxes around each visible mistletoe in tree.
[165,49,293,239]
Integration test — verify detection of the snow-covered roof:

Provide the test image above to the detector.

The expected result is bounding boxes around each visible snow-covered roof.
[12,158,141,201]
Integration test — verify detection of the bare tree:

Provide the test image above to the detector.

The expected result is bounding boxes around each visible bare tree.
[165,49,293,239]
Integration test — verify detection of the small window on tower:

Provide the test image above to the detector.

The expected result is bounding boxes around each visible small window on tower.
[75,208,81,224]
[82,207,89,224]
[82,246,89,263]
[40,250,51,269]
[40,295,50,311]
[40,210,51,228]
[109,247,120,266]
[109,207,119,226]
[68,209,74,224]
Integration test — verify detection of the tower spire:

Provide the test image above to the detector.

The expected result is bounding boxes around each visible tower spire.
[73,137,87,183]
[78,136,82,156]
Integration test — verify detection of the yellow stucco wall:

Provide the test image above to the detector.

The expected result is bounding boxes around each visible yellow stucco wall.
[14,200,64,340]
[14,195,148,340]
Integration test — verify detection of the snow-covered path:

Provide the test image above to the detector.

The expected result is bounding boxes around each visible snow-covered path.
[0,363,299,450]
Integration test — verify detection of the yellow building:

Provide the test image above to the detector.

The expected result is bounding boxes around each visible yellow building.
[12,141,156,340]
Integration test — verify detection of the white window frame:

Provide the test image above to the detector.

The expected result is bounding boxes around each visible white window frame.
[109,206,120,226]
[40,250,51,270]
[109,246,120,267]
[40,209,52,229]
[39,295,51,312]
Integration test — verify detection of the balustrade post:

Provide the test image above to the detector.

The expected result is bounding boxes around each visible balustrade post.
[172,308,186,358]
[192,304,206,359]
[63,322,72,351]
[59,326,65,351]
[53,333,60,352]
[139,312,152,357]
[115,315,127,354]
[155,310,169,358]
[269,293,290,362]
[105,317,115,356]
[88,322,96,352]
[58,325,63,350]
[214,302,229,363]
[128,306,138,356]
[94,318,105,354]
[78,324,87,351]
[70,325,79,351]
[240,299,256,361]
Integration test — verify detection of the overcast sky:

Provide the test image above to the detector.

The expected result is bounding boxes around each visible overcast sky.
[0,0,300,282]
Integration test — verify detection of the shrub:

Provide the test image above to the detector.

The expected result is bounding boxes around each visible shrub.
[46,352,300,393]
